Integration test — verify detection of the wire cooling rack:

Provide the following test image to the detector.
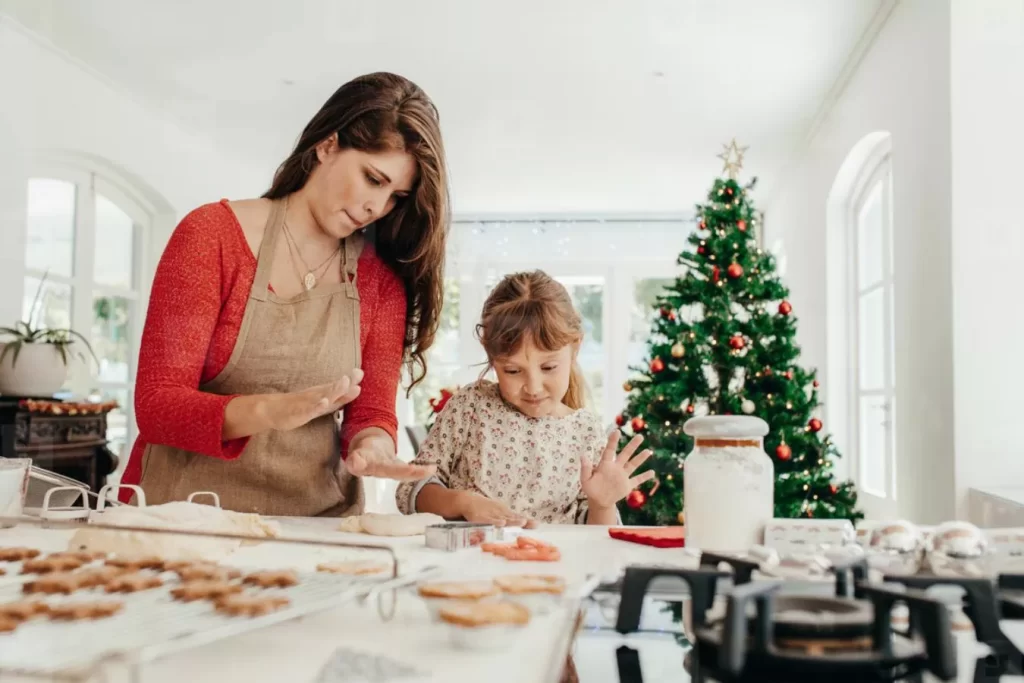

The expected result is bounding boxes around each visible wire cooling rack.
[0,516,438,682]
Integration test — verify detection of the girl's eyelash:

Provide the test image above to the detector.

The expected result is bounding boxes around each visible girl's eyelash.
[365,173,382,186]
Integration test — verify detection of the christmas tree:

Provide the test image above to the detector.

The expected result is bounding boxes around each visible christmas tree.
[616,140,862,526]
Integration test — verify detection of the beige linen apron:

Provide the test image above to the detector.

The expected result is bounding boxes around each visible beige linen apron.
[139,200,365,517]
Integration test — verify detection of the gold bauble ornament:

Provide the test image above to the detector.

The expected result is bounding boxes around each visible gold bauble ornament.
[677,511,686,525]
[623,381,633,392]
[671,343,685,358]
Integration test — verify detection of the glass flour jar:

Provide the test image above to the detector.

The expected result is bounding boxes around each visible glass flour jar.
[683,415,774,553]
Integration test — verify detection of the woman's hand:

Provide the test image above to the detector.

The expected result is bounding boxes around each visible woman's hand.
[455,491,536,528]
[580,432,655,510]
[345,436,437,482]
[262,369,364,432]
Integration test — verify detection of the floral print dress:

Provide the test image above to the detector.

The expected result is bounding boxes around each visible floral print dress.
[395,380,609,524]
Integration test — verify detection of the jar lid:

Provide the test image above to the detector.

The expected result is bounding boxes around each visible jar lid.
[683,415,769,438]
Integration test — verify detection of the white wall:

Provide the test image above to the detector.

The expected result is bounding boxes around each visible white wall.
[765,0,954,523]
[950,0,1024,518]
[0,15,265,327]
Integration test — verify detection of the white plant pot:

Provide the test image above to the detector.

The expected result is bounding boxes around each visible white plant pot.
[0,343,69,397]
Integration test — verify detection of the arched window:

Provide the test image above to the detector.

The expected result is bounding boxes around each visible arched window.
[23,164,152,458]
[827,133,896,518]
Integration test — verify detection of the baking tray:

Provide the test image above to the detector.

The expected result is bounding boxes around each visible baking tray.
[0,516,438,682]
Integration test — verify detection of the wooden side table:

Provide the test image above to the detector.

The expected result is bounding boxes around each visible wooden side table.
[0,397,119,496]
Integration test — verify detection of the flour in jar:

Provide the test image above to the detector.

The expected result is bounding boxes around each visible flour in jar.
[684,445,774,553]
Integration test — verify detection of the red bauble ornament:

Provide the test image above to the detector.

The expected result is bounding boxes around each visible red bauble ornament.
[764,367,773,376]
[686,405,695,414]
[806,509,814,518]
[808,418,823,433]
[728,335,745,350]
[829,484,838,495]
[660,306,676,321]
[626,490,646,509]
[785,371,793,380]
[778,300,793,316]
[776,444,792,461]
[727,263,744,279]
[650,357,665,373]
[699,220,707,230]
[737,219,747,232]
[697,245,706,255]
[615,414,626,427]
[813,380,820,388]
[631,416,646,432]
[711,266,721,283]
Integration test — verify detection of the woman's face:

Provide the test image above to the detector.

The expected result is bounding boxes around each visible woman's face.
[308,135,417,238]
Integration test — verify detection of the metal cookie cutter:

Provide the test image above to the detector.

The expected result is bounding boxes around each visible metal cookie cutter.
[425,522,525,552]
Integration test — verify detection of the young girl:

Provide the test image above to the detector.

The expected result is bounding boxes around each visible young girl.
[395,270,654,525]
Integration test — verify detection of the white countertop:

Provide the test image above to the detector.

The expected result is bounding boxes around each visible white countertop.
[0,518,694,683]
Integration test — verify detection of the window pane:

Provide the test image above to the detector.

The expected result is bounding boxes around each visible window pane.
[857,181,884,289]
[559,279,604,415]
[25,178,76,277]
[92,296,132,384]
[94,195,135,288]
[431,278,460,367]
[100,387,130,457]
[858,288,885,391]
[629,278,675,368]
[22,276,72,330]
[889,396,897,498]
[859,395,888,496]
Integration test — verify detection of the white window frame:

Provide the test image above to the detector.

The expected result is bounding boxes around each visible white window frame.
[846,152,897,508]
[25,163,152,457]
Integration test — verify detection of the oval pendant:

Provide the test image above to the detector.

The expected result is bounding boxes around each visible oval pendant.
[303,272,316,290]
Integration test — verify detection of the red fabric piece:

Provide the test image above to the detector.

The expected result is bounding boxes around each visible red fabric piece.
[119,200,406,502]
[608,526,686,548]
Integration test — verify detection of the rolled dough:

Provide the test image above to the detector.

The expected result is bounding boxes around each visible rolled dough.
[339,512,444,537]
[68,502,281,562]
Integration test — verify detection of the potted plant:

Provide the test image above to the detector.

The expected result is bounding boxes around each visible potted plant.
[0,275,97,397]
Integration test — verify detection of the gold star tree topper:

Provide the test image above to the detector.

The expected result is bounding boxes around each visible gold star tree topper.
[717,138,749,180]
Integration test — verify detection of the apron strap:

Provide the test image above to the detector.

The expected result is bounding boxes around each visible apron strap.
[251,199,287,302]
[341,233,363,301]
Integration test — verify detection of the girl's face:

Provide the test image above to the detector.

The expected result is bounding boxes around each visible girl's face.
[493,335,576,418]
[307,135,417,239]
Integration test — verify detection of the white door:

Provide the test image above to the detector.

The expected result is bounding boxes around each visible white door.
[849,159,897,519]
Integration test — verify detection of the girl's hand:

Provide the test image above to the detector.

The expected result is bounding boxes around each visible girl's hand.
[580,432,655,510]
[456,491,537,529]
[346,441,436,482]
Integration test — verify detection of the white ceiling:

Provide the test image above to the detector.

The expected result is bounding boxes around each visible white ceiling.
[6,0,886,215]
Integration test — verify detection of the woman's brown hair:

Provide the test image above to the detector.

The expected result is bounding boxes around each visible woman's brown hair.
[476,270,589,410]
[263,72,449,390]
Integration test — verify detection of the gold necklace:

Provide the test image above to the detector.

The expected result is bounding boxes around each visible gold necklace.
[283,221,341,290]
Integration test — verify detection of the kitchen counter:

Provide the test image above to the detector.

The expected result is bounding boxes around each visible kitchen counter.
[0,518,694,683]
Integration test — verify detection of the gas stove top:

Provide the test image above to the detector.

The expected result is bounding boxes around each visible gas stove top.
[562,553,1024,683]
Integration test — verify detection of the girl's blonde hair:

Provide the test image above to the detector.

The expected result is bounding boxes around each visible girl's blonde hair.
[476,270,588,410]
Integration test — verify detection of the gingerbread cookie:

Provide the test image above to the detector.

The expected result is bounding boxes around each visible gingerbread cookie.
[0,567,5,576]
[214,594,290,617]
[74,566,129,589]
[48,601,123,621]
[21,555,86,574]
[23,572,82,595]
[417,581,499,600]
[0,601,49,620]
[105,574,163,593]
[163,560,198,572]
[0,616,19,633]
[316,561,389,576]
[175,564,242,582]
[242,570,298,588]
[170,581,243,602]
[439,601,530,627]
[494,574,566,595]
[0,547,41,562]
[106,555,164,571]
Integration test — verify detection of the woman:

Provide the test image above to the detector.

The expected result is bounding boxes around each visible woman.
[118,72,447,517]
